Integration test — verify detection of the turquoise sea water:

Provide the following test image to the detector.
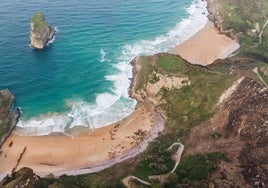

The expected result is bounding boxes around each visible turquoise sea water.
[0,0,207,135]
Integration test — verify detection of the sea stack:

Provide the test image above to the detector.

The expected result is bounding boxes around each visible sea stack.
[30,12,55,49]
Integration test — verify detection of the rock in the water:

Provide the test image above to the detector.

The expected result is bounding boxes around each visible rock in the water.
[0,89,20,149]
[29,12,55,49]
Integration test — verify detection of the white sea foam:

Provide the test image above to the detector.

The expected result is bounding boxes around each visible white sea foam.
[121,0,208,58]
[16,0,208,135]
[46,27,58,46]
[98,49,110,63]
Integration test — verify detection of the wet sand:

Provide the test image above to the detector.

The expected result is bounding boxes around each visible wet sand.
[0,104,164,177]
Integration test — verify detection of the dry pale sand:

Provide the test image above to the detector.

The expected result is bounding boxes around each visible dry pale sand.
[173,22,240,66]
[0,104,164,178]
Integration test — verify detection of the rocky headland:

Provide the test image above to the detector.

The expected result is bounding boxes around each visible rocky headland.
[30,12,55,49]
[0,89,20,149]
[0,0,267,187]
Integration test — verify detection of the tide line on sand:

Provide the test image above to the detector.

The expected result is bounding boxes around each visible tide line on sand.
[0,104,164,178]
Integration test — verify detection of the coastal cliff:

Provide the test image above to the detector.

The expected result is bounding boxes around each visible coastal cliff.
[30,12,55,49]
[0,0,267,187]
[0,89,20,149]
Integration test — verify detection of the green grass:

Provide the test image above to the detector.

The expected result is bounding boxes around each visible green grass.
[134,56,153,92]
[156,54,184,73]
[31,12,47,33]
[2,1,268,186]
[157,54,237,135]
[176,152,225,183]
[218,0,268,62]
[133,133,176,180]
[258,65,268,86]
[130,54,237,183]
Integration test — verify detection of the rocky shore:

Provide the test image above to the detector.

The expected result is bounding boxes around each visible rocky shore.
[206,0,236,39]
[30,12,55,49]
[0,89,20,149]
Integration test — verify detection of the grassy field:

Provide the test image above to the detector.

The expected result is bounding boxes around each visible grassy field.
[134,56,153,92]
[157,55,237,135]
[217,0,268,61]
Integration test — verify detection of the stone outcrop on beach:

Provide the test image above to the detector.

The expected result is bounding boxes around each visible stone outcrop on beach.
[30,12,55,49]
[0,89,20,149]
[0,167,43,188]
[206,0,236,39]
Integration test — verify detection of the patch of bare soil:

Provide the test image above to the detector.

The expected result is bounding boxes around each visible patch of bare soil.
[183,77,268,187]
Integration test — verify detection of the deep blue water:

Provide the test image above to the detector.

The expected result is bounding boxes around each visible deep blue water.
[0,0,207,134]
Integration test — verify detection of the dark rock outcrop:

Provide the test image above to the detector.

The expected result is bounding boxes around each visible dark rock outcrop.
[0,167,42,188]
[30,12,55,49]
[0,89,20,149]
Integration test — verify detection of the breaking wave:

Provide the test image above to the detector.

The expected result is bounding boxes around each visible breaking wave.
[15,0,208,135]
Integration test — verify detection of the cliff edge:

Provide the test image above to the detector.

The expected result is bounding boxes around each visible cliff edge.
[29,12,55,49]
[0,89,20,149]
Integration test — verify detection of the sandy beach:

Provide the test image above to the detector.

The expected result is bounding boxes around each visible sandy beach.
[173,22,240,66]
[0,5,241,180]
[0,104,164,177]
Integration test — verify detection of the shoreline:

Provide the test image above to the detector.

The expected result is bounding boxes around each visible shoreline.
[172,21,239,66]
[14,0,208,136]
[0,104,164,178]
[0,0,240,179]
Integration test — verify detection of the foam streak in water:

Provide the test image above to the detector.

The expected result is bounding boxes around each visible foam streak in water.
[98,49,110,63]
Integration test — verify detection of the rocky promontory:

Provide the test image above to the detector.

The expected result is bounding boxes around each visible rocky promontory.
[0,89,20,149]
[29,12,55,49]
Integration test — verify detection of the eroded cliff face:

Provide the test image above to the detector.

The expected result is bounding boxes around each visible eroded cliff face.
[29,12,55,50]
[0,89,20,149]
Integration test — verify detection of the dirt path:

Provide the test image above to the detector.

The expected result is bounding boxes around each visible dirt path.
[167,143,185,173]
[253,67,268,87]
[122,176,151,188]
[258,20,268,46]
[148,142,184,184]
[230,19,268,57]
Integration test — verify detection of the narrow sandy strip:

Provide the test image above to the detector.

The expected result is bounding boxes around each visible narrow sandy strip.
[0,104,164,178]
[172,22,240,66]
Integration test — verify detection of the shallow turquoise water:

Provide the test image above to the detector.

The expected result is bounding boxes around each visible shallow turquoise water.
[0,0,208,134]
